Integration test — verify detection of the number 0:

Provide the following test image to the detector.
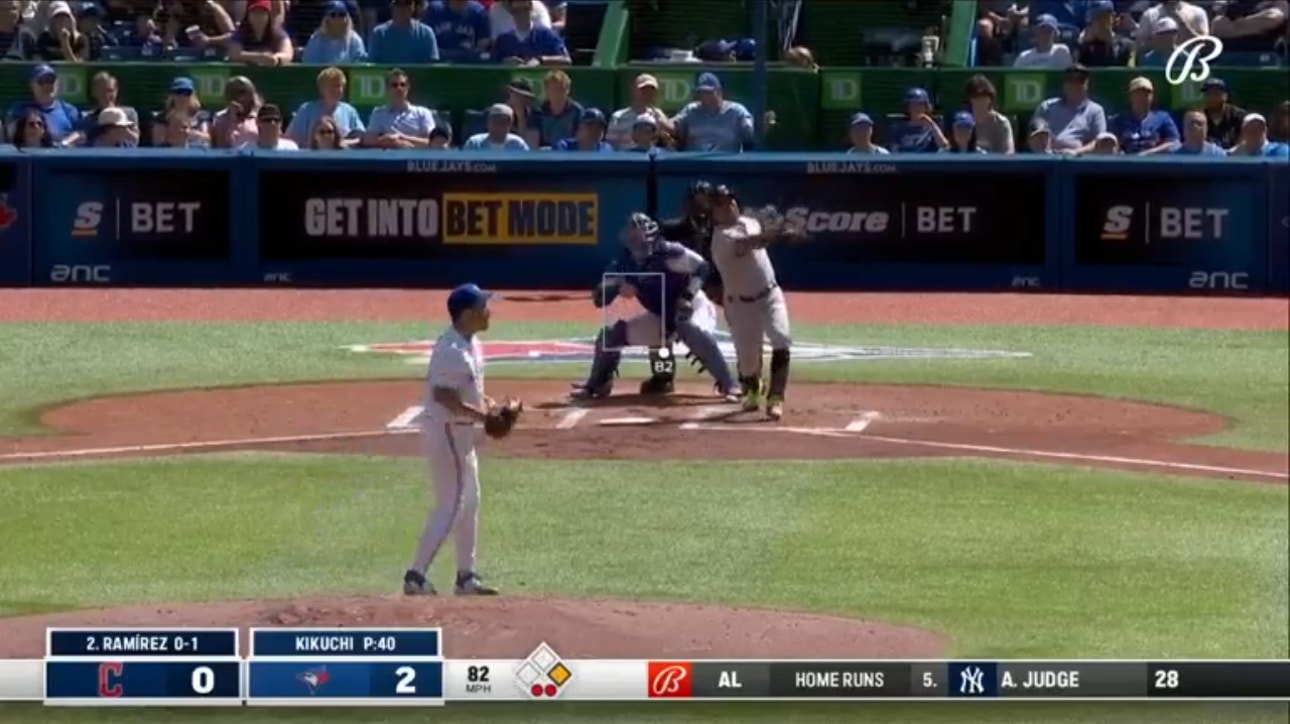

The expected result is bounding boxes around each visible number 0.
[396,666,417,694]
[1154,670,1178,689]
[191,666,215,695]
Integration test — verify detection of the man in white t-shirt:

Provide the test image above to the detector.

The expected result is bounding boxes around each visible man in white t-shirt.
[489,0,552,38]
[1013,14,1074,69]
[1135,0,1209,48]
[238,105,299,150]
[403,283,502,597]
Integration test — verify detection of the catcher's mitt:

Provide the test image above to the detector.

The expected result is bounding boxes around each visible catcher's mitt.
[483,399,524,439]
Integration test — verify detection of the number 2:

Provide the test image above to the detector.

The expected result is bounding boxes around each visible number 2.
[1154,669,1178,689]
[396,666,417,694]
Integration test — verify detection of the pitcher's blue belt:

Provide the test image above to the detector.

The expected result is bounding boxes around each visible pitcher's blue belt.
[727,282,778,304]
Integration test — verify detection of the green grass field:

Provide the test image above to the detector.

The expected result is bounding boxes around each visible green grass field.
[0,319,1286,723]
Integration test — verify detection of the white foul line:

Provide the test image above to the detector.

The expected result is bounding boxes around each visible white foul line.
[556,407,589,430]
[0,429,417,462]
[687,424,1288,480]
[846,411,881,432]
[386,405,424,431]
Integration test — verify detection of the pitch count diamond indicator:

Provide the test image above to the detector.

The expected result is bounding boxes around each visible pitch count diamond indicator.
[516,643,572,699]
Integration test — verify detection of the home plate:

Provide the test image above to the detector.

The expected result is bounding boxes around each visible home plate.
[598,417,659,426]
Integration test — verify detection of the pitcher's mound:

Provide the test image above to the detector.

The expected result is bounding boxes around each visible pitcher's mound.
[0,596,946,659]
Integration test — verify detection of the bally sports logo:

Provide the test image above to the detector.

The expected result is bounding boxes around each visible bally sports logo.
[648,662,693,698]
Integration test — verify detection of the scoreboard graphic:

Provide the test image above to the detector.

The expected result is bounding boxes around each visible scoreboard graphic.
[13,627,1290,705]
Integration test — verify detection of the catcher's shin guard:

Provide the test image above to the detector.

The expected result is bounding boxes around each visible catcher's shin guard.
[676,321,737,395]
[767,348,791,400]
[640,342,677,395]
[573,323,625,397]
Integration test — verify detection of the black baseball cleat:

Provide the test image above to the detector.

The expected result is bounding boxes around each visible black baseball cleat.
[402,569,436,596]
[454,571,499,596]
[639,375,675,395]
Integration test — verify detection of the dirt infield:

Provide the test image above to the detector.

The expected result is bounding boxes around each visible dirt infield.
[0,380,1284,482]
[0,597,947,659]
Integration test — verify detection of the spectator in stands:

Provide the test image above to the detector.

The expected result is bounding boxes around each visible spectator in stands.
[301,1,368,62]
[532,69,583,148]
[963,74,1014,154]
[240,104,299,149]
[624,115,660,152]
[1089,131,1121,154]
[424,0,491,60]
[553,107,611,151]
[607,74,675,150]
[491,0,567,65]
[0,0,37,60]
[369,0,440,64]
[99,0,138,26]
[1109,76,1179,154]
[1229,113,1290,156]
[429,125,452,148]
[34,2,87,61]
[462,103,530,149]
[288,67,365,147]
[125,12,166,53]
[363,67,437,148]
[1200,78,1247,149]
[1271,101,1290,142]
[161,0,236,51]
[1026,118,1055,154]
[158,109,210,148]
[888,87,942,154]
[1076,0,1133,66]
[1137,17,1181,66]
[11,109,54,148]
[672,72,754,152]
[1135,0,1210,48]
[307,115,345,149]
[504,77,540,139]
[6,65,81,146]
[1212,1,1289,50]
[783,46,819,71]
[941,113,986,153]
[1014,13,1073,68]
[151,77,210,146]
[1033,65,1107,155]
[210,75,263,148]
[1172,109,1227,155]
[974,0,1023,66]
[489,0,551,40]
[89,107,138,147]
[845,113,889,154]
[229,0,294,65]
[76,3,115,60]
[82,72,138,144]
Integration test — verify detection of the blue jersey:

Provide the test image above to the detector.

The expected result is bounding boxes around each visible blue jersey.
[606,241,708,327]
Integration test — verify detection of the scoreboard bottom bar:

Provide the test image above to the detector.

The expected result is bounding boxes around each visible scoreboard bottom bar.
[45,698,244,708]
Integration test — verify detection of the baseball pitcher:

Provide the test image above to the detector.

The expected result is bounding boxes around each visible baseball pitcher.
[708,185,793,421]
[570,212,739,400]
[403,283,521,597]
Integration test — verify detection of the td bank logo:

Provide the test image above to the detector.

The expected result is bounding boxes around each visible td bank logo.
[1004,74,1045,113]
[348,68,388,105]
[649,72,698,111]
[821,71,862,111]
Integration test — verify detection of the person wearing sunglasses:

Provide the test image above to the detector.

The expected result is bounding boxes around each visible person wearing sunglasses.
[1170,109,1226,156]
[309,116,345,150]
[302,0,367,63]
[5,64,82,146]
[363,68,436,149]
[10,109,54,149]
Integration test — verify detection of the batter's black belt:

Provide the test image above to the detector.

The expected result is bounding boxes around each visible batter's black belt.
[727,282,778,304]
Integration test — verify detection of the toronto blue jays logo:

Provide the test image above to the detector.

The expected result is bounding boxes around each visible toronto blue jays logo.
[297,666,331,694]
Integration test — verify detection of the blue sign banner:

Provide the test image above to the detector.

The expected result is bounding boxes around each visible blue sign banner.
[1269,163,1290,294]
[1065,157,1269,293]
[0,153,30,286]
[29,150,237,286]
[655,155,1057,291]
[253,152,648,287]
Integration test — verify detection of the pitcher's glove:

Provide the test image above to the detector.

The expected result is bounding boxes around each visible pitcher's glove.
[483,399,524,439]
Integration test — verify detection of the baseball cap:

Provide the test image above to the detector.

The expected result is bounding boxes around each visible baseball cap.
[1028,117,1051,137]
[48,1,73,18]
[1095,131,1118,143]
[634,73,659,89]
[1154,17,1178,34]
[1035,13,1059,31]
[447,284,495,320]
[695,72,722,92]
[29,64,57,82]
[952,111,975,128]
[1128,76,1154,93]
[487,103,514,118]
[1088,0,1114,15]
[632,114,658,129]
[1202,77,1228,93]
[247,0,272,11]
[850,112,874,127]
[97,107,132,128]
[325,0,349,13]
[79,2,103,17]
[580,107,606,126]
[1063,63,1090,80]
[905,87,930,104]
[170,77,196,94]
[507,78,535,98]
[1243,113,1268,127]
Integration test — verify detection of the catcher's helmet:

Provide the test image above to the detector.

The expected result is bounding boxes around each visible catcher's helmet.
[689,180,714,199]
[711,184,737,203]
[623,211,661,260]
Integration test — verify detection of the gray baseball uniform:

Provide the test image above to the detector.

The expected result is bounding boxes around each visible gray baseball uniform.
[709,215,792,379]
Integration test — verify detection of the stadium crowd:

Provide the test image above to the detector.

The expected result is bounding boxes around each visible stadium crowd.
[1,0,1286,156]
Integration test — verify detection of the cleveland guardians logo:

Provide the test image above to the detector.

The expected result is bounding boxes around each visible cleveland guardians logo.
[648,662,693,698]
[98,662,124,697]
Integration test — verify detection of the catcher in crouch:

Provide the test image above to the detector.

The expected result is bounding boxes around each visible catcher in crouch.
[403,283,522,597]
[570,212,739,400]
[708,185,794,421]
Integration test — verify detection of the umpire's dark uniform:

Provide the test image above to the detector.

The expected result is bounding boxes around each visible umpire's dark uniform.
[661,212,724,306]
